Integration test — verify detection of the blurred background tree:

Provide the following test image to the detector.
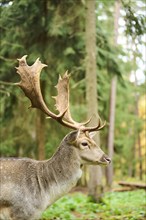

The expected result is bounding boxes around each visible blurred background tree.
[0,0,145,198]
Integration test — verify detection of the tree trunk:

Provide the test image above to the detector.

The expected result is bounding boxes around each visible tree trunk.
[134,64,142,180]
[137,135,142,180]
[35,0,48,161]
[106,0,120,189]
[36,81,46,160]
[85,0,103,202]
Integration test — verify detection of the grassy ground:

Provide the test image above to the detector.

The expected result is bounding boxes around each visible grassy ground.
[42,189,146,220]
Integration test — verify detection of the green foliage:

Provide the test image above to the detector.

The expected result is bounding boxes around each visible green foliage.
[42,190,146,220]
[0,0,86,157]
[122,0,146,39]
[96,27,122,77]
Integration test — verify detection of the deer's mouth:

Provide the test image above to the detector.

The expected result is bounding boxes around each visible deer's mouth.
[81,154,111,166]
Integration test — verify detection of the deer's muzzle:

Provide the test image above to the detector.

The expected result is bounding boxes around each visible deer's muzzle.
[100,154,111,165]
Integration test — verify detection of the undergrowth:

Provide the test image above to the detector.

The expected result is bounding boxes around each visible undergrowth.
[42,189,146,220]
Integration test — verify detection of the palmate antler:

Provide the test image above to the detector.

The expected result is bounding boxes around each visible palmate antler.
[16,55,106,132]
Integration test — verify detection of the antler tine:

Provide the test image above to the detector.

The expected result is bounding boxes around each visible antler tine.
[81,119,106,132]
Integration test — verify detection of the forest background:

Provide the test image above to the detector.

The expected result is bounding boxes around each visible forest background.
[0,0,146,219]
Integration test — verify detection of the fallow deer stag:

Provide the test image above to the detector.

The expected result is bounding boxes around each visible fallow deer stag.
[0,55,111,220]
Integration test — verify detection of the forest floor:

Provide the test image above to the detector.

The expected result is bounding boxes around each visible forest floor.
[42,188,146,220]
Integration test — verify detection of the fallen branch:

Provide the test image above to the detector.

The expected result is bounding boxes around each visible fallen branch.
[118,181,146,190]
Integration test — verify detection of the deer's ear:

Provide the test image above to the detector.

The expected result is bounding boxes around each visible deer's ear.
[67,130,80,143]
[89,131,97,139]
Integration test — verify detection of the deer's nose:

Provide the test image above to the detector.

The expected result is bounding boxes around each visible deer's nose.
[101,154,111,164]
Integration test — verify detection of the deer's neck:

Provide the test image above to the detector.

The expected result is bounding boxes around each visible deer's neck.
[41,143,82,206]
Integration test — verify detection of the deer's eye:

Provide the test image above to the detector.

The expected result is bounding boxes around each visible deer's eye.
[81,142,88,147]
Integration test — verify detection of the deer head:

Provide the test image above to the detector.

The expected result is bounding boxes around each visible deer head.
[64,130,111,165]
[15,55,111,166]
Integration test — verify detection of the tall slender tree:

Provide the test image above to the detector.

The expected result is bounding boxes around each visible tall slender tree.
[85,0,103,201]
[106,0,120,189]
